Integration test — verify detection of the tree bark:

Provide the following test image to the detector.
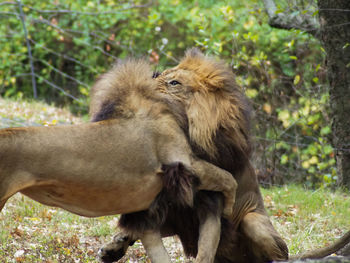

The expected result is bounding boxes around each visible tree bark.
[262,0,320,38]
[317,0,350,189]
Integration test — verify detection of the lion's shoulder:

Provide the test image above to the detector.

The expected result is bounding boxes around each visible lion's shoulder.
[89,59,166,122]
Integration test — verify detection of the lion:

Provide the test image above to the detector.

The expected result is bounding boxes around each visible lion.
[89,59,239,263]
[0,59,238,263]
[97,49,350,263]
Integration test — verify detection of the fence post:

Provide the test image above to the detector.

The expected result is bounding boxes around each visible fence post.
[17,0,37,99]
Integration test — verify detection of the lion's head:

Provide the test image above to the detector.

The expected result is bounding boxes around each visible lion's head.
[89,49,251,173]
[156,48,251,171]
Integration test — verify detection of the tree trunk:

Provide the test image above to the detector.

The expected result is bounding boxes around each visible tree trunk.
[317,0,350,189]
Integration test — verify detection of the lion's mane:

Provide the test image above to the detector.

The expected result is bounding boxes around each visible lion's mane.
[158,48,252,176]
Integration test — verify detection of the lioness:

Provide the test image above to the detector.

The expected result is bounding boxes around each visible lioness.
[0,58,238,263]
[97,49,350,263]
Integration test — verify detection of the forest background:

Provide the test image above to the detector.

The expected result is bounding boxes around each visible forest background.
[0,0,347,189]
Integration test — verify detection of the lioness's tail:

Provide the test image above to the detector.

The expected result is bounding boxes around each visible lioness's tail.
[160,162,200,207]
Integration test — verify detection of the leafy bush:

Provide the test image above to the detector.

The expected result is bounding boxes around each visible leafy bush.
[0,0,335,187]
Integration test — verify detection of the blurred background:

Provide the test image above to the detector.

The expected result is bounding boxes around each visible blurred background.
[0,0,340,188]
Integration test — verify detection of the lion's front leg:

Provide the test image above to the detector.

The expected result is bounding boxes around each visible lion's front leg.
[190,159,237,218]
[98,230,171,263]
[195,208,221,263]
[98,232,135,263]
[140,230,171,263]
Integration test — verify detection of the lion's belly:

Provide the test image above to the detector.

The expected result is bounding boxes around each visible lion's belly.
[20,172,163,217]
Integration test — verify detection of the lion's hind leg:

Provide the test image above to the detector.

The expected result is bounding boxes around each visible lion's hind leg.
[240,211,288,261]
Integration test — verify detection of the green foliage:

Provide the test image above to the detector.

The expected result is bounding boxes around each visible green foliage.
[0,0,336,187]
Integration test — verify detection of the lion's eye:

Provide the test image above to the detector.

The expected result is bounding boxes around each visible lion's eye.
[169,80,181,86]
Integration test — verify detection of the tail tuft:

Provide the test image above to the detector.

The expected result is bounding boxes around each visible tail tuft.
[161,162,199,207]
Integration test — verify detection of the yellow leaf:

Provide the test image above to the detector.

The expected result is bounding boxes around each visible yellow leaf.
[263,103,272,114]
[309,156,319,164]
[243,20,254,29]
[294,75,300,85]
[302,161,310,169]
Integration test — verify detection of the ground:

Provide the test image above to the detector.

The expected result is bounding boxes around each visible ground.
[0,98,349,263]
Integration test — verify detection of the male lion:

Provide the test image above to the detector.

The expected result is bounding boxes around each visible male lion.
[0,58,238,263]
[93,49,287,263]
[97,49,350,263]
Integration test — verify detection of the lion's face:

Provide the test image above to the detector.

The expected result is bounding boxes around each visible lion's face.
[156,68,196,105]
[155,48,251,159]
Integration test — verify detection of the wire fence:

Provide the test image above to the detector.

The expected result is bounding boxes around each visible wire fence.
[0,1,154,104]
[1,0,349,186]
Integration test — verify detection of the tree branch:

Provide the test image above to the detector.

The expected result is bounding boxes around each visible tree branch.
[262,0,320,38]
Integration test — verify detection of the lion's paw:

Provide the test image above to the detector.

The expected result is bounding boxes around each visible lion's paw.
[98,233,134,263]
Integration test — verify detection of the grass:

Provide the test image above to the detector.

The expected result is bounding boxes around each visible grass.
[1,195,121,263]
[0,97,82,128]
[0,187,348,262]
[262,185,350,255]
[0,98,349,262]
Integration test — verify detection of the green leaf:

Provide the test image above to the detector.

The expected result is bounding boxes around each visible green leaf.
[320,126,331,135]
[281,154,289,165]
[315,64,321,72]
[323,145,333,155]
[246,88,258,98]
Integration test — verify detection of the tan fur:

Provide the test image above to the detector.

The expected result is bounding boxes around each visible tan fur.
[157,50,250,159]
[96,50,286,263]
[0,59,238,263]
[159,50,350,261]
[90,59,159,120]
[99,49,349,263]
[158,49,350,261]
